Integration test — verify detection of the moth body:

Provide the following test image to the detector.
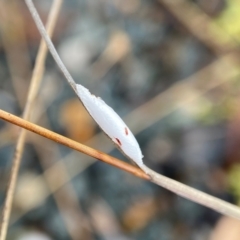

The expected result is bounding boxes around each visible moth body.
[76,84,143,167]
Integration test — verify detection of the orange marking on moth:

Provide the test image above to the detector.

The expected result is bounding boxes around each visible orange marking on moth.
[115,138,122,146]
[125,127,129,135]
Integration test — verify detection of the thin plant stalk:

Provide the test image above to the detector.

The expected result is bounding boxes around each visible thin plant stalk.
[25,0,77,92]
[1,109,240,220]
[0,1,62,239]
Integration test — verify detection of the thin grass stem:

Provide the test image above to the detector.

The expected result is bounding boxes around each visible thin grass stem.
[0,1,63,239]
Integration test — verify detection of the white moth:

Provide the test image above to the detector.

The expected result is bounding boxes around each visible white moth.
[76,84,144,167]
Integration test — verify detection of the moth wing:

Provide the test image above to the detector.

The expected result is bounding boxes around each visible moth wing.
[76,84,143,167]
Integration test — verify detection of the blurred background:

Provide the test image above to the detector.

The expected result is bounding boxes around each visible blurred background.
[1,0,240,239]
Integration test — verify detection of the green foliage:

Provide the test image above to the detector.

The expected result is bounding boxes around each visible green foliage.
[215,0,240,41]
[228,164,240,202]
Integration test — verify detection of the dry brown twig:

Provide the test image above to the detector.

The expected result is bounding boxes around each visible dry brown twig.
[1,109,240,220]
[0,110,149,180]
